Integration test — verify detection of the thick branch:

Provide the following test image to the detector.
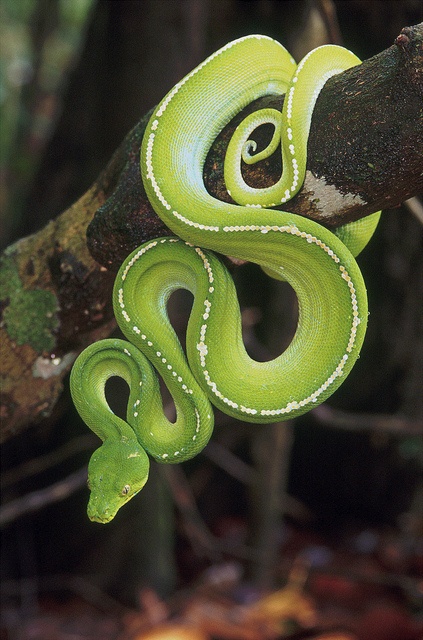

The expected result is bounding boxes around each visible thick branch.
[1,25,422,440]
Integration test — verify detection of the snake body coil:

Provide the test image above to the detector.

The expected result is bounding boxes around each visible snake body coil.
[71,35,379,522]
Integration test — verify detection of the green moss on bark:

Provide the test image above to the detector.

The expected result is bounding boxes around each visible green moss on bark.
[0,255,59,353]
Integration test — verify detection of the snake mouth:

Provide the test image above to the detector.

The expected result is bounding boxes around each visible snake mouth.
[88,513,114,524]
[87,502,117,524]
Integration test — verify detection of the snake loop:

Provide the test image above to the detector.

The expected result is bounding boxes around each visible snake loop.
[71,35,380,521]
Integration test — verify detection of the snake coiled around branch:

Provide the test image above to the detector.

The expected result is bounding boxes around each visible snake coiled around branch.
[71,35,380,522]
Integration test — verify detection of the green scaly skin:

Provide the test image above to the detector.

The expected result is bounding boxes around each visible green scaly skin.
[70,35,380,522]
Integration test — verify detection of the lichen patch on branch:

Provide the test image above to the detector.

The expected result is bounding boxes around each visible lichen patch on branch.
[303,171,367,219]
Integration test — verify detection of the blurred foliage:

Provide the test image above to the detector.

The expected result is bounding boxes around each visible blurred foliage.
[0,0,96,245]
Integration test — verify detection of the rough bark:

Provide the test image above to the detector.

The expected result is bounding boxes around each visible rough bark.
[1,24,422,442]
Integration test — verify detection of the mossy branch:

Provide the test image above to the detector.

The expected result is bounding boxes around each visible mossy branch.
[1,24,422,441]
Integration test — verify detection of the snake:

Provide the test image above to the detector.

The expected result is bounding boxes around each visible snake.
[70,35,380,522]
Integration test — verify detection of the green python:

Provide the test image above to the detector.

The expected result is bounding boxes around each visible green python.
[70,35,380,523]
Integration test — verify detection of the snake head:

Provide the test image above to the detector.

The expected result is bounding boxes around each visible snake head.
[87,439,149,523]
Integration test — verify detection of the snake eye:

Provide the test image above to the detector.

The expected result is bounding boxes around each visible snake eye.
[122,484,130,495]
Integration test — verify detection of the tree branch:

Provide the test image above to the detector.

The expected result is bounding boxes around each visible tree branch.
[1,24,422,440]
[312,406,423,436]
[0,466,88,527]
